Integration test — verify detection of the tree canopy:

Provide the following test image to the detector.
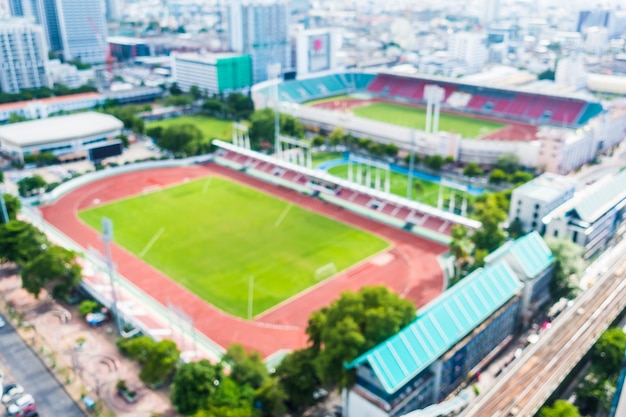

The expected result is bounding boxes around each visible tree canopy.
[545,238,584,300]
[155,123,204,156]
[221,344,269,390]
[538,400,581,417]
[495,153,520,174]
[276,347,319,410]
[0,220,48,265]
[306,285,416,386]
[248,108,304,149]
[17,175,47,197]
[20,245,82,299]
[2,193,20,222]
[470,194,507,253]
[171,360,223,415]
[463,162,483,177]
[590,327,626,377]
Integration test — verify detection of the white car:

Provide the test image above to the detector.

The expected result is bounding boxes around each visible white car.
[0,317,6,328]
[2,385,24,404]
[7,394,35,416]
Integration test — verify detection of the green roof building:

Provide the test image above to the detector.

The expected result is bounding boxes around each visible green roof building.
[173,52,252,96]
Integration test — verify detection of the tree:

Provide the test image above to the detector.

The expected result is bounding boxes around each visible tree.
[139,339,180,385]
[276,348,319,410]
[575,374,613,415]
[2,194,20,222]
[171,360,223,415]
[20,245,82,299]
[424,154,444,171]
[221,344,269,390]
[328,128,345,147]
[545,238,585,300]
[116,134,130,148]
[590,328,626,377]
[189,85,203,101]
[463,162,483,177]
[307,286,416,387]
[311,134,325,147]
[78,300,100,316]
[156,124,204,156]
[249,108,275,148]
[165,95,194,107]
[444,155,455,165]
[507,217,524,239]
[470,194,507,253]
[255,379,286,417]
[203,99,226,117]
[384,143,399,158]
[538,400,581,417]
[0,170,3,183]
[225,93,254,119]
[146,126,163,141]
[449,225,472,275]
[488,168,508,185]
[210,376,254,409]
[509,170,533,185]
[169,83,183,96]
[117,335,156,362]
[495,153,520,174]
[17,175,47,197]
[8,113,28,123]
[280,114,304,138]
[0,220,48,265]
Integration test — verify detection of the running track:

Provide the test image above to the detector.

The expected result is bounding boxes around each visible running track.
[40,163,446,357]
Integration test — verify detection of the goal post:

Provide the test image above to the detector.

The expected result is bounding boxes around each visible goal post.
[315,262,337,281]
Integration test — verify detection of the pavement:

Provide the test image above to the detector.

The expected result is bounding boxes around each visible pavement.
[0,313,85,417]
[0,267,174,417]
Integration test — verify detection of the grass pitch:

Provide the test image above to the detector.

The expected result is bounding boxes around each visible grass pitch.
[351,102,505,138]
[147,116,233,142]
[78,177,389,318]
[326,164,474,208]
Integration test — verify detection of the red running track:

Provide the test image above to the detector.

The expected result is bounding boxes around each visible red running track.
[41,164,446,357]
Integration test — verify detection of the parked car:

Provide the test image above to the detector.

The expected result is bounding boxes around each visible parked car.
[7,394,35,417]
[2,385,24,404]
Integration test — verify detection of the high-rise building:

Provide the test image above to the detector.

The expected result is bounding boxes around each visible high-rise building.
[227,0,291,84]
[483,0,499,24]
[104,0,120,22]
[448,32,488,73]
[55,0,107,64]
[173,52,252,95]
[0,17,51,93]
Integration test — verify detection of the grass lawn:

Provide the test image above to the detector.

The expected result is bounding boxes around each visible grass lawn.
[312,152,344,167]
[351,102,505,138]
[303,94,351,106]
[327,164,473,208]
[147,116,233,142]
[78,177,389,318]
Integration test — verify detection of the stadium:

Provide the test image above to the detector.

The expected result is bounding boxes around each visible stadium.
[251,71,613,171]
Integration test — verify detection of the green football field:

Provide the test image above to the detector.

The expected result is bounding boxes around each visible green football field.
[326,164,473,208]
[78,177,389,318]
[351,102,505,138]
[147,116,233,142]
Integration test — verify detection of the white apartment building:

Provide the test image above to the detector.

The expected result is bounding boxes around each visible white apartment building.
[56,0,107,64]
[448,32,488,74]
[509,173,577,234]
[227,0,291,84]
[0,17,51,93]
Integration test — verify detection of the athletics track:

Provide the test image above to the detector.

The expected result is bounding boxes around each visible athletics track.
[40,163,446,358]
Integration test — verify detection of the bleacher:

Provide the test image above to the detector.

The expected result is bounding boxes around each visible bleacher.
[364,73,602,128]
[275,73,376,104]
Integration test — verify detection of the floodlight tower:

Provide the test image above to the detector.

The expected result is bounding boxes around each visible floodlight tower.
[267,63,282,157]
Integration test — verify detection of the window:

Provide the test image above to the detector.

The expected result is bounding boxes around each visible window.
[554,230,558,237]
[532,221,537,228]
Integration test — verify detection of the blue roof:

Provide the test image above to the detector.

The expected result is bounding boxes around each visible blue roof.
[345,262,523,394]
[485,231,553,279]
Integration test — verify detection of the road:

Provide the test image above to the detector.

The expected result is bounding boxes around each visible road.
[0,314,85,417]
[459,241,626,417]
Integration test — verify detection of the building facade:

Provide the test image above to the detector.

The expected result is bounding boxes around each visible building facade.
[344,262,523,417]
[293,28,341,77]
[0,18,51,93]
[227,0,290,84]
[0,92,104,123]
[173,52,252,95]
[56,0,107,64]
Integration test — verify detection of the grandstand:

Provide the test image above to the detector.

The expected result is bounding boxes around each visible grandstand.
[212,140,481,244]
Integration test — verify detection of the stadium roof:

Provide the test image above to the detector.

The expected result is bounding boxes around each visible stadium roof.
[345,261,522,394]
[0,112,123,148]
[212,140,482,230]
[485,231,553,279]
[573,170,626,223]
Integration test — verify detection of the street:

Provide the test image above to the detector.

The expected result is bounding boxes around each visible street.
[0,314,85,417]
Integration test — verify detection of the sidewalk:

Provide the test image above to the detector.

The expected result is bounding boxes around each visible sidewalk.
[0,267,175,417]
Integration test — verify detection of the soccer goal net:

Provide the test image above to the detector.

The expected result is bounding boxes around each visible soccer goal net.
[315,263,337,281]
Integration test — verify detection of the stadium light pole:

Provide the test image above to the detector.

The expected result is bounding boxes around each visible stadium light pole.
[102,217,123,336]
[268,63,282,157]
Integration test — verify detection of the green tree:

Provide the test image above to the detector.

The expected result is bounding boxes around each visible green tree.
[203,99,226,117]
[449,225,472,275]
[146,126,164,141]
[210,376,254,409]
[384,143,399,157]
[117,335,156,362]
[507,217,525,239]
[308,286,416,387]
[189,85,203,100]
[444,155,455,165]
[171,360,223,415]
[169,83,183,95]
[276,348,320,411]
[78,300,100,316]
[17,175,47,197]
[255,378,286,417]
[225,93,254,119]
[20,245,82,299]
[328,128,345,147]
[312,134,325,147]
[221,344,269,390]
[509,170,533,185]
[280,114,304,138]
[139,339,180,385]
[2,193,20,222]
[116,134,130,148]
[8,113,28,123]
[425,154,444,171]
[0,170,3,183]
[166,95,194,107]
[538,400,582,417]
[495,153,520,174]
[545,238,584,300]
[470,195,507,253]
[489,168,508,185]
[590,327,626,377]
[249,108,275,148]
[473,248,489,269]
[157,124,204,156]
[0,220,48,265]
[575,374,613,415]
[463,162,483,177]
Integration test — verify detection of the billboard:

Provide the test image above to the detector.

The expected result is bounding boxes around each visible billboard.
[88,141,123,162]
[308,33,331,73]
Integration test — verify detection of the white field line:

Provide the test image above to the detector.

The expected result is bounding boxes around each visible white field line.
[273,204,293,228]
[139,227,165,257]
[202,177,212,194]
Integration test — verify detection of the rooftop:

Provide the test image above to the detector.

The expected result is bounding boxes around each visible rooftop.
[174,52,249,65]
[345,262,522,394]
[512,173,577,204]
[572,170,626,223]
[0,112,123,147]
[485,232,553,279]
[0,92,103,112]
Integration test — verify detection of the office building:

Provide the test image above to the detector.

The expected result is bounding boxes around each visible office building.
[0,18,51,93]
[509,173,577,234]
[104,0,120,22]
[483,0,499,24]
[227,0,291,84]
[56,0,107,64]
[173,52,252,95]
[107,36,151,62]
[8,0,62,52]
[344,262,523,417]
[293,28,341,76]
[448,32,488,74]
